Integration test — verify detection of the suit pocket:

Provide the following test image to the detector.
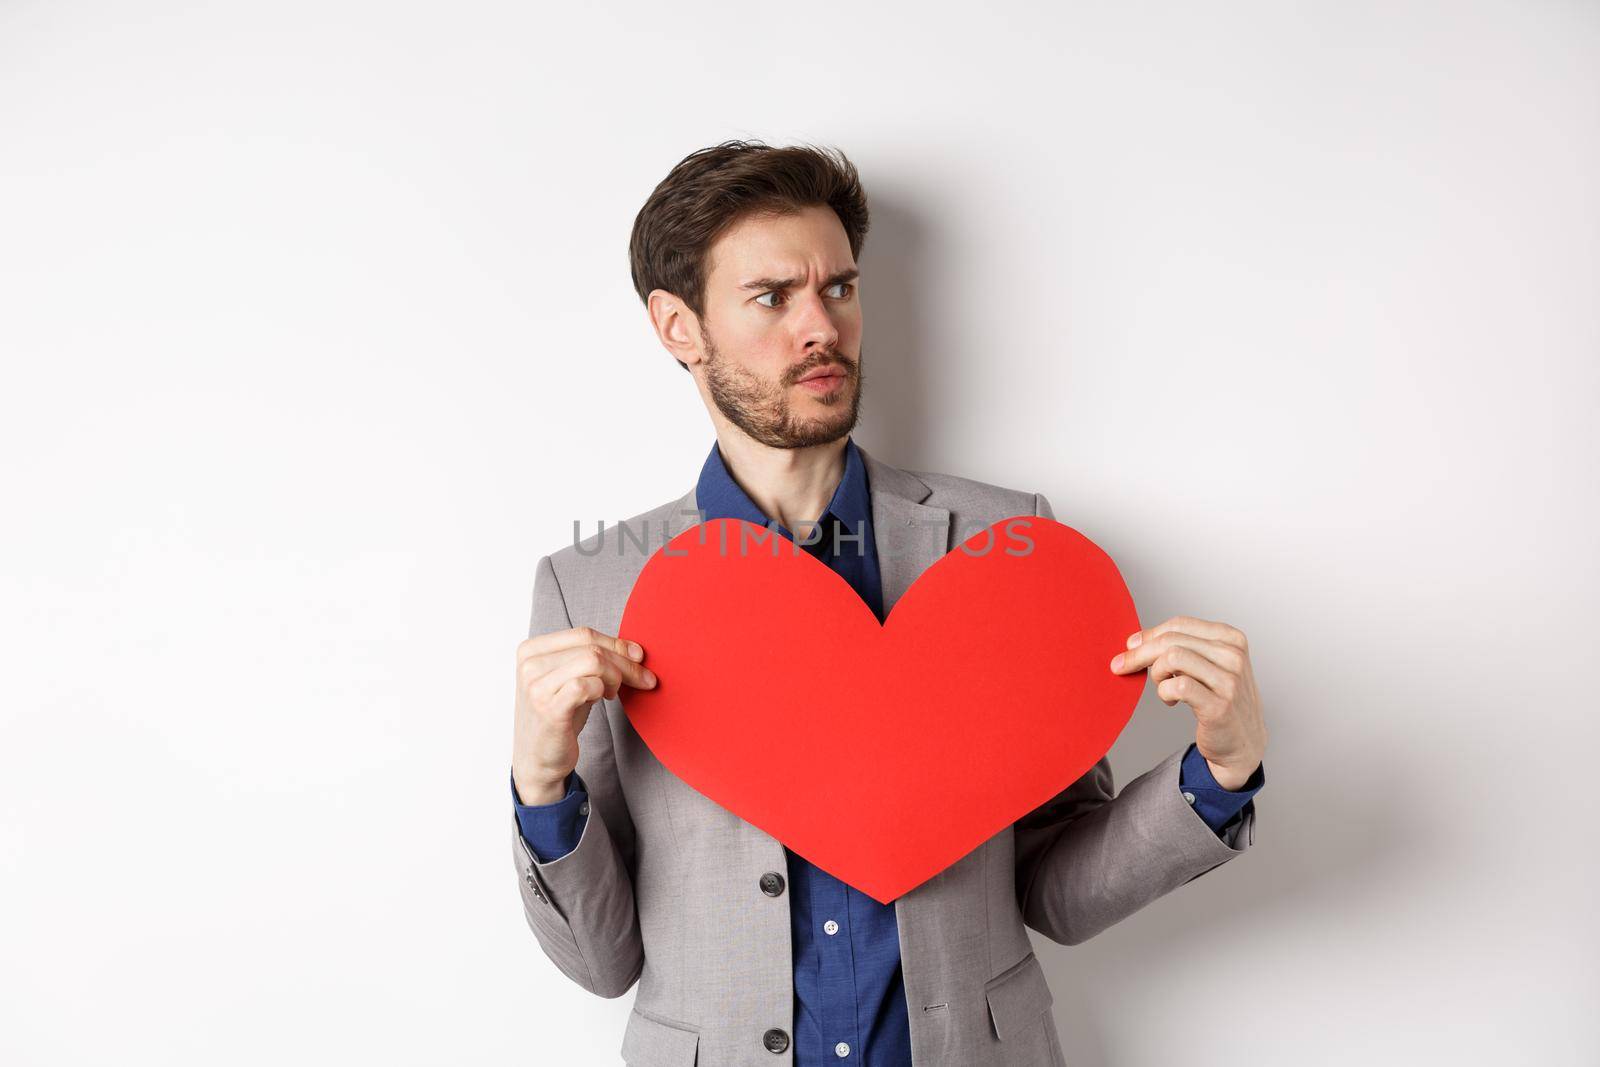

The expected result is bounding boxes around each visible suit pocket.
[984,950,1055,1041]
[621,1006,700,1067]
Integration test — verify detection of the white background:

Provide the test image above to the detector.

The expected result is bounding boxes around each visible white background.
[3,1,1596,1063]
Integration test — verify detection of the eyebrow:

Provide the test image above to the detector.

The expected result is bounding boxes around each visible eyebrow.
[738,267,860,293]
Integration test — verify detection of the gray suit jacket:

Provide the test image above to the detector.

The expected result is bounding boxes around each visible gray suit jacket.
[511,444,1256,1066]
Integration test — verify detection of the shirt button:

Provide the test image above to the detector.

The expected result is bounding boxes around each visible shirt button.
[835,1041,851,1057]
[762,1028,790,1053]
[1183,791,1197,804]
[760,871,786,897]
[823,919,839,936]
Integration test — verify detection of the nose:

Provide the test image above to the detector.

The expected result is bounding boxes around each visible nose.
[793,290,841,353]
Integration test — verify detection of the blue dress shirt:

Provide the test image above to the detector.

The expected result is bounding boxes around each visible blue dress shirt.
[513,435,1264,1064]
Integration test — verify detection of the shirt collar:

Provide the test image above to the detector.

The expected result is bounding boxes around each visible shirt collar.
[694,435,871,535]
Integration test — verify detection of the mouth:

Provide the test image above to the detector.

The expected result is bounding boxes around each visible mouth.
[796,365,850,391]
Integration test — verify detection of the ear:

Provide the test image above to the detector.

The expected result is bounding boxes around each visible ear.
[647,289,705,371]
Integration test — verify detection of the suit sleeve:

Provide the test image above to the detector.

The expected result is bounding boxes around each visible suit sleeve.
[510,553,644,998]
[1012,492,1258,946]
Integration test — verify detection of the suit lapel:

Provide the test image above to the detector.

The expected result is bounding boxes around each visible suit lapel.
[663,485,701,544]
[858,444,951,617]
[664,443,951,618]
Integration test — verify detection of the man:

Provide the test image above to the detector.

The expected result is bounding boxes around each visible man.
[510,140,1268,1066]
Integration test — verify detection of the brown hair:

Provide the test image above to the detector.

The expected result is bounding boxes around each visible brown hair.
[628,139,870,371]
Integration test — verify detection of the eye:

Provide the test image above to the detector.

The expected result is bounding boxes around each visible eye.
[826,282,854,299]
[755,290,786,309]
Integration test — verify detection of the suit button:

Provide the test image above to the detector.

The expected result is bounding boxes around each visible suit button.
[760,871,786,897]
[763,1028,790,1053]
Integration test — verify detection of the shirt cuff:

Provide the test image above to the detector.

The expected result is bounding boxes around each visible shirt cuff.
[1178,742,1265,836]
[511,768,590,862]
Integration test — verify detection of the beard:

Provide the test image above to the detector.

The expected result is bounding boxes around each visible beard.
[701,326,865,450]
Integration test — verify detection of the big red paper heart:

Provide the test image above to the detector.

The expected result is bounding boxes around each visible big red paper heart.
[618,515,1144,904]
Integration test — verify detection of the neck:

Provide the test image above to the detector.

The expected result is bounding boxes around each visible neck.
[713,430,849,534]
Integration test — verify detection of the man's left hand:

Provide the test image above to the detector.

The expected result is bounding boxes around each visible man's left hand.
[1108,615,1268,790]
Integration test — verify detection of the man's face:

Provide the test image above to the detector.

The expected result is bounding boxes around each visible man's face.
[694,204,864,450]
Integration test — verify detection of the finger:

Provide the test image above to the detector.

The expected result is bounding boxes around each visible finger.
[1147,645,1236,704]
[1126,615,1247,653]
[519,626,645,666]
[574,642,657,694]
[550,672,608,715]
[1156,671,1223,711]
[1111,631,1243,677]
[520,632,650,690]
[521,641,643,693]
[534,649,624,707]
[534,644,655,706]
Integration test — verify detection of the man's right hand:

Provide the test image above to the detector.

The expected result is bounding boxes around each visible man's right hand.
[513,627,657,805]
